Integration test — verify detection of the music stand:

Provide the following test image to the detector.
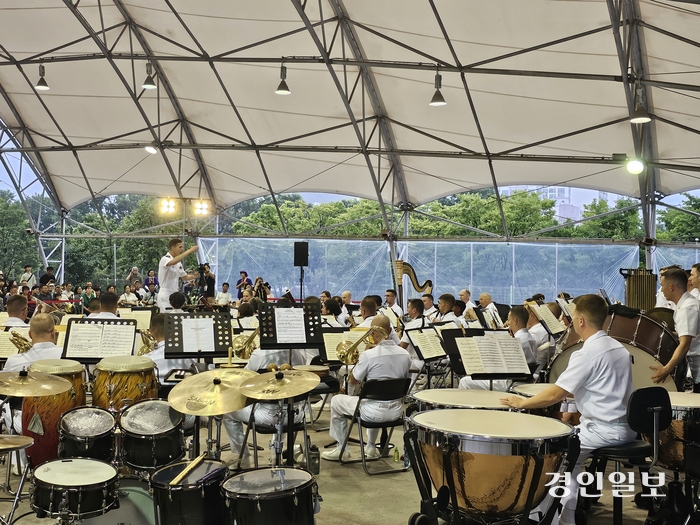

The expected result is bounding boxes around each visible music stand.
[405,326,449,389]
[163,311,233,360]
[62,317,137,364]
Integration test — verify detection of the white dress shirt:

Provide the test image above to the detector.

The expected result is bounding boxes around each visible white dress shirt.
[158,252,187,311]
[4,342,63,372]
[2,317,29,328]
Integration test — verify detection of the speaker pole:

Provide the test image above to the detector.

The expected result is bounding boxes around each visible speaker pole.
[299,266,305,302]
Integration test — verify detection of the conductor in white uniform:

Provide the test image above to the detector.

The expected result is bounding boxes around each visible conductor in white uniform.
[157,238,200,312]
[500,294,636,525]
[322,316,411,461]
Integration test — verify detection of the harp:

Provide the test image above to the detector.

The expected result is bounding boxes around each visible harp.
[395,260,433,308]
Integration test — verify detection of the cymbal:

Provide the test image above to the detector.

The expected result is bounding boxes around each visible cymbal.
[168,368,258,416]
[0,371,73,397]
[0,434,33,451]
[239,370,320,401]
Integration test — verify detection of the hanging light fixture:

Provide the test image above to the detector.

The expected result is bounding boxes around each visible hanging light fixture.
[626,158,645,174]
[429,68,446,107]
[630,84,651,124]
[142,62,157,90]
[35,64,50,91]
[160,198,176,214]
[275,62,291,95]
[194,200,209,215]
[145,141,158,155]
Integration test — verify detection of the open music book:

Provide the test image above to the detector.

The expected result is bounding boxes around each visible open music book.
[406,327,446,360]
[455,333,530,376]
[322,329,369,362]
[557,299,575,319]
[64,320,136,360]
[120,310,153,330]
[527,302,566,335]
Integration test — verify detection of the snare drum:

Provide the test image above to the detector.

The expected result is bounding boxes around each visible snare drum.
[23,359,86,467]
[119,398,185,469]
[222,468,318,525]
[550,313,680,391]
[31,458,119,519]
[410,389,523,411]
[653,392,700,471]
[59,406,116,462]
[151,459,228,525]
[409,409,572,518]
[294,364,330,377]
[93,355,158,410]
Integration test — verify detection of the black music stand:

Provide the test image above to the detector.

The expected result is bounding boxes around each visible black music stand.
[62,317,137,364]
[405,326,449,390]
[163,311,232,359]
[258,303,323,466]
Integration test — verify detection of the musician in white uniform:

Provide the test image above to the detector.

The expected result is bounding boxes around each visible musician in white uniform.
[322,316,411,461]
[422,294,437,320]
[459,305,537,391]
[501,294,636,525]
[2,295,29,328]
[157,238,199,312]
[400,299,428,368]
[651,268,700,389]
[358,296,401,345]
[384,289,403,317]
[431,293,461,327]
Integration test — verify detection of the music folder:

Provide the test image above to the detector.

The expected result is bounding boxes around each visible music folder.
[405,326,446,362]
[526,301,566,337]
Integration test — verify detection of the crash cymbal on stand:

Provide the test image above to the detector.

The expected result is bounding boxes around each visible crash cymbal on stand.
[0,370,72,397]
[239,370,320,401]
[0,435,33,451]
[168,368,258,416]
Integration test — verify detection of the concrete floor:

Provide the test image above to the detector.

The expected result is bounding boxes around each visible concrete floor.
[0,406,676,525]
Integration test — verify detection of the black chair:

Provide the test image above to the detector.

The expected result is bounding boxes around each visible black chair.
[338,377,411,475]
[582,386,671,525]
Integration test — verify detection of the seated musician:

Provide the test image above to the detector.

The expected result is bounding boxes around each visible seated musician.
[651,268,700,390]
[358,296,401,345]
[145,314,194,383]
[459,289,476,310]
[340,290,352,318]
[3,295,29,328]
[384,289,403,318]
[322,299,343,328]
[167,292,187,313]
[459,305,537,391]
[119,284,139,307]
[431,293,460,327]
[91,292,119,318]
[222,343,307,464]
[452,300,469,328]
[322,316,412,461]
[335,295,349,326]
[421,293,437,320]
[236,302,258,328]
[400,298,429,370]
[501,294,636,525]
[85,297,102,317]
[478,292,502,326]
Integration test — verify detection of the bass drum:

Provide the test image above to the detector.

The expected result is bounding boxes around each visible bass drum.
[549,312,680,391]
[151,459,228,525]
[222,468,318,525]
[408,409,572,518]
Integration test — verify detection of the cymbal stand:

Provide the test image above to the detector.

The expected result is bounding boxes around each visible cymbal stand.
[0,398,26,497]
[273,401,285,467]
[0,464,29,525]
[206,416,223,460]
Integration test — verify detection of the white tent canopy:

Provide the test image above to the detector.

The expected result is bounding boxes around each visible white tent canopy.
[1,0,699,236]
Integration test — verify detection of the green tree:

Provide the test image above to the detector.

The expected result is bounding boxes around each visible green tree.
[572,198,643,240]
[658,193,700,242]
[0,191,41,279]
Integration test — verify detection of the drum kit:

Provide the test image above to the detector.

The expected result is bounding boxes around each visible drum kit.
[0,357,323,525]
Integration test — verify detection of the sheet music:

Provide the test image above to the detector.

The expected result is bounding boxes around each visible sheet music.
[60,314,83,326]
[275,308,307,344]
[481,309,499,330]
[56,331,66,349]
[533,304,566,335]
[101,324,137,357]
[181,317,216,353]
[121,310,152,330]
[0,312,8,321]
[65,323,105,358]
[0,332,19,358]
[380,307,398,326]
[409,329,446,359]
[117,308,132,317]
[322,330,366,361]
[455,336,530,376]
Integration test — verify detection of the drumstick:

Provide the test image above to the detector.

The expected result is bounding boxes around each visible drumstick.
[170,452,206,485]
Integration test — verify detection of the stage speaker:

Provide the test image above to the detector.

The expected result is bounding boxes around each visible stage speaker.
[294,241,309,267]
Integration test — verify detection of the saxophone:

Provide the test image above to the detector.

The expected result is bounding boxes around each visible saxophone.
[137,329,157,355]
[335,326,388,365]
[10,331,32,353]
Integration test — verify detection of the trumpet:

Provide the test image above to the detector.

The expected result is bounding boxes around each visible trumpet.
[335,326,388,365]
[137,329,157,355]
[10,330,32,353]
[231,327,260,359]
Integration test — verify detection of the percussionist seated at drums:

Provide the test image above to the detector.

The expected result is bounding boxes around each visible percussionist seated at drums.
[222,345,307,465]
[459,306,537,392]
[500,294,636,525]
[322,316,412,461]
[651,268,700,391]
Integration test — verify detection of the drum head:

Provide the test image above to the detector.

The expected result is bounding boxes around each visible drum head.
[412,389,524,409]
[668,392,700,408]
[29,359,83,374]
[96,355,155,372]
[152,460,225,488]
[34,458,116,485]
[120,399,182,435]
[549,343,677,392]
[223,468,312,495]
[61,407,115,436]
[411,409,572,442]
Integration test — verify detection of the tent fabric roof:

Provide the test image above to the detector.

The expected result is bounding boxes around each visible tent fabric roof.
[1,0,699,212]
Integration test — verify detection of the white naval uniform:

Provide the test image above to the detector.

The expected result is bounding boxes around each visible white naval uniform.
[2,317,29,328]
[529,322,553,349]
[388,303,403,318]
[553,331,636,525]
[423,306,437,320]
[674,292,700,382]
[401,316,428,369]
[329,339,411,450]
[431,311,461,328]
[157,252,186,312]
[458,328,537,391]
[222,348,307,458]
[358,316,401,345]
[656,288,676,310]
